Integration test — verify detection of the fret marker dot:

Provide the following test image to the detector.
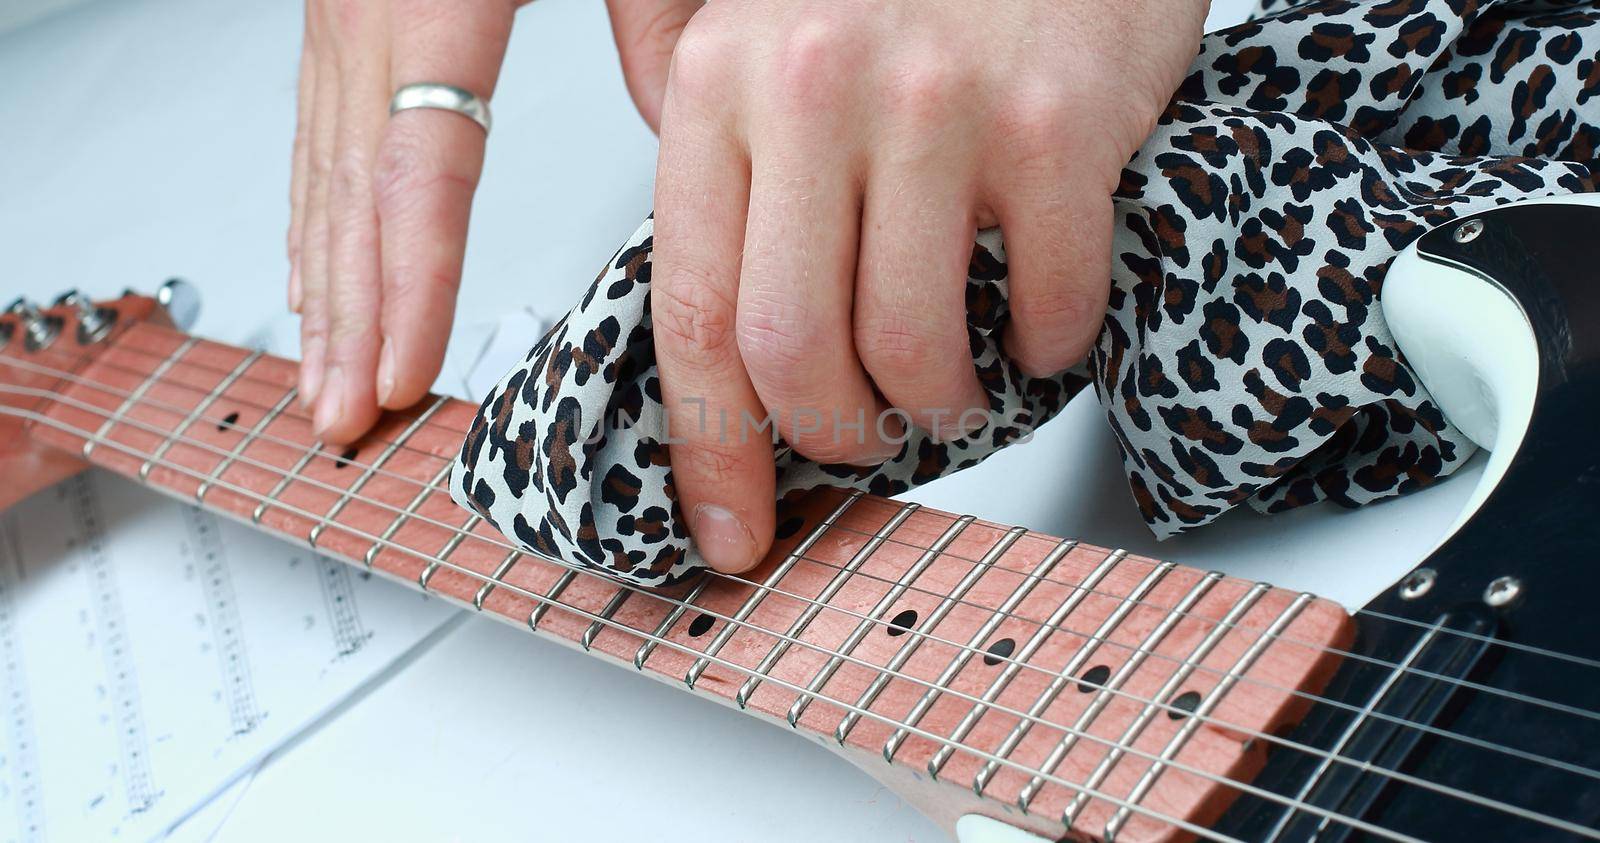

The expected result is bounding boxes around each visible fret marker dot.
[218,411,239,431]
[1077,664,1111,693]
[983,637,1016,666]
[687,613,714,637]
[335,445,358,468]
[1169,690,1202,720]
[888,609,918,636]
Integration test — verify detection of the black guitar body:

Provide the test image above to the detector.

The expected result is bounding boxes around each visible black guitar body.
[1215,201,1600,841]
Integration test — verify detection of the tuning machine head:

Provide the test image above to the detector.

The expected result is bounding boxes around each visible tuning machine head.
[5,296,62,352]
[156,278,200,332]
[53,288,118,345]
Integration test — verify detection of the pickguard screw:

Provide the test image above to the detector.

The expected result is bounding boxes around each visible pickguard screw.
[1484,576,1522,608]
[1453,219,1484,243]
[1398,567,1436,600]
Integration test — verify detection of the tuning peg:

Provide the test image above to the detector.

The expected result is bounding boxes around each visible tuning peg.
[5,297,61,351]
[53,288,117,344]
[156,278,200,332]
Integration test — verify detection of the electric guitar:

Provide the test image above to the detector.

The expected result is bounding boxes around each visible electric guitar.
[2,196,1596,842]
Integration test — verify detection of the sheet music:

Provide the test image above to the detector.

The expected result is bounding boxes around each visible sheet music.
[0,470,459,843]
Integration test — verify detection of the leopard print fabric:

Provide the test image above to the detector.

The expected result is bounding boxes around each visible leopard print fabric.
[453,0,1600,587]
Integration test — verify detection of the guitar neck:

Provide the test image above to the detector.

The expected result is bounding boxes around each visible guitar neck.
[10,316,1353,842]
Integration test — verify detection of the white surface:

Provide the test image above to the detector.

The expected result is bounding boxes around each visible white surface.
[0,0,1483,841]
[0,471,457,842]
[955,814,1052,843]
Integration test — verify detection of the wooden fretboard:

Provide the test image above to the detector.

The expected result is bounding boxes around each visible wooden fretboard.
[11,316,1353,842]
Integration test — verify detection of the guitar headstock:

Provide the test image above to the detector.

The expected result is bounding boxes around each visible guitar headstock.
[1,278,199,360]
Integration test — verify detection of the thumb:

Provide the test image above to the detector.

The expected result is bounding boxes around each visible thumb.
[605,0,702,133]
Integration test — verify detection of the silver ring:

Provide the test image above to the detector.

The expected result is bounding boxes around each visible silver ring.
[389,83,492,134]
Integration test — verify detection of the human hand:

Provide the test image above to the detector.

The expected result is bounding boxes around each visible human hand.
[647,0,1208,572]
[288,0,520,443]
[287,0,708,444]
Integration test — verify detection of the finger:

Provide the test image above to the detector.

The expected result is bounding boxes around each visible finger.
[371,0,515,412]
[993,170,1112,377]
[652,34,771,574]
[737,125,897,466]
[288,17,316,314]
[311,0,392,443]
[855,156,989,441]
[604,0,702,132]
[298,1,340,410]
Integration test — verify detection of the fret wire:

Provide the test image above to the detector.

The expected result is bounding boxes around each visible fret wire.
[787,515,977,727]
[366,460,455,568]
[419,513,481,587]
[1016,557,1171,812]
[734,503,922,709]
[29,355,1595,776]
[1262,619,1443,843]
[83,336,197,459]
[250,441,322,524]
[836,526,1028,745]
[198,386,297,502]
[6,398,1544,843]
[963,549,1133,792]
[472,550,522,610]
[908,537,1081,767]
[684,491,864,691]
[309,395,448,548]
[1057,577,1256,828]
[582,590,631,650]
[1102,593,1311,839]
[27,358,1599,804]
[140,349,262,481]
[527,570,577,632]
[921,537,1094,780]
[44,348,1600,708]
[635,577,711,670]
[25,384,1598,841]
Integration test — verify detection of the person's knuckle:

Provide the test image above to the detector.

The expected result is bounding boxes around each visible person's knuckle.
[327,317,371,347]
[736,297,814,379]
[1018,282,1094,329]
[329,147,370,203]
[653,266,738,368]
[676,440,751,484]
[884,57,960,125]
[995,85,1073,154]
[387,266,458,300]
[372,126,474,216]
[771,17,853,109]
[856,311,934,377]
[668,16,737,100]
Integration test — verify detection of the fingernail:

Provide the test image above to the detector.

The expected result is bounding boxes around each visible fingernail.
[691,503,757,572]
[376,340,396,407]
[314,364,343,436]
[299,344,323,409]
[287,268,302,313]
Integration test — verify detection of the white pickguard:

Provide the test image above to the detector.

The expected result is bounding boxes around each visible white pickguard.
[941,195,1600,843]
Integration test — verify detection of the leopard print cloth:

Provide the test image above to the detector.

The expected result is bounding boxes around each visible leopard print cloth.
[453,0,1600,587]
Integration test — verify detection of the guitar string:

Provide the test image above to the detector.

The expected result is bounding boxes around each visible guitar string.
[4,386,1596,839]
[2,397,1569,843]
[13,346,1600,750]
[11,364,1597,795]
[46,324,1600,678]
[12,346,1600,784]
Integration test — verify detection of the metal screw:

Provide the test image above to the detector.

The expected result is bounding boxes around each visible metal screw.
[1398,567,1436,600]
[1484,576,1522,608]
[1453,219,1484,243]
